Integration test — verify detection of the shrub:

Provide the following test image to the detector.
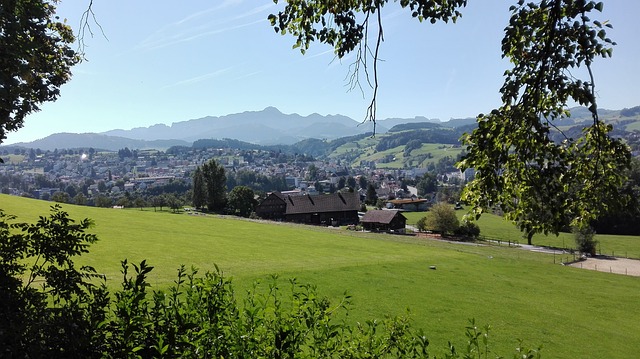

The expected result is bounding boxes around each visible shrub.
[416,216,428,232]
[101,261,542,359]
[573,225,597,256]
[423,202,460,236]
[0,206,109,357]
[1,208,541,358]
[455,220,481,241]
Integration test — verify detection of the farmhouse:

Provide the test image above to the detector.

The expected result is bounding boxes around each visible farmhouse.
[255,191,288,220]
[255,191,360,226]
[360,210,407,233]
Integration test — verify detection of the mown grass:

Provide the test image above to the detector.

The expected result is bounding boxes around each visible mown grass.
[354,145,406,169]
[3,154,25,164]
[403,210,640,259]
[410,144,464,165]
[2,194,640,358]
[349,142,464,169]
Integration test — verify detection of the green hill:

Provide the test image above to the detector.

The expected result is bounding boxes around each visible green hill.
[324,106,640,169]
[327,128,467,169]
[2,194,640,358]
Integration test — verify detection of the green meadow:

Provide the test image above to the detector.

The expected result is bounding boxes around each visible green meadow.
[2,194,640,358]
[330,137,465,169]
[403,210,640,259]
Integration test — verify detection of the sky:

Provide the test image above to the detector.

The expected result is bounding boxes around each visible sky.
[4,0,640,145]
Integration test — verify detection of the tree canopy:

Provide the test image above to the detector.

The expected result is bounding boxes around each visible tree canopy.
[416,172,437,197]
[0,0,80,143]
[270,0,632,240]
[196,159,227,212]
[417,202,460,236]
[227,185,257,217]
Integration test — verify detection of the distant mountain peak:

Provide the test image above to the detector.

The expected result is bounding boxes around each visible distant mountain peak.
[262,106,282,113]
[6,105,635,151]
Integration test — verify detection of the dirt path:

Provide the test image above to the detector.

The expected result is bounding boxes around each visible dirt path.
[567,256,640,277]
[467,238,640,277]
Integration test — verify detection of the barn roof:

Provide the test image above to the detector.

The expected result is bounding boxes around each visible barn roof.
[283,191,360,215]
[360,210,406,224]
[387,198,429,205]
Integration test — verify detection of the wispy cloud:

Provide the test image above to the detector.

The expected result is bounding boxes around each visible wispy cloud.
[233,70,262,81]
[230,3,275,22]
[161,67,234,89]
[382,8,406,22]
[303,49,336,61]
[175,0,242,25]
[142,19,265,51]
[138,1,275,51]
[444,68,457,95]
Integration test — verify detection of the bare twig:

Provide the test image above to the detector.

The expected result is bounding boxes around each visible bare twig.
[364,4,384,134]
[77,0,108,55]
[344,4,384,135]
[346,11,369,97]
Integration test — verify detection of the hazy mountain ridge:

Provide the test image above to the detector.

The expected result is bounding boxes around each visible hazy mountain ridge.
[4,133,191,152]
[103,107,373,144]
[3,106,638,152]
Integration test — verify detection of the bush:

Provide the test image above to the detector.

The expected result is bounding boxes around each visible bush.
[573,225,597,256]
[0,206,109,357]
[416,216,428,232]
[455,220,481,241]
[423,202,460,236]
[1,208,541,358]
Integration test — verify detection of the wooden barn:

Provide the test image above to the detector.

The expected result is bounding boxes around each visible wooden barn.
[360,209,407,233]
[254,191,288,220]
[255,191,360,226]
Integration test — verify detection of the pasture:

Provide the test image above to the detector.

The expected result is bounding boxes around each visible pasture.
[2,194,640,358]
[403,210,640,259]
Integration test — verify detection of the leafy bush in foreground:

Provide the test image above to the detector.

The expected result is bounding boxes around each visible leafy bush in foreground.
[0,205,109,358]
[0,207,540,358]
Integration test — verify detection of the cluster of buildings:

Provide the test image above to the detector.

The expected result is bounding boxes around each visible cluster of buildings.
[1,145,473,233]
[1,145,467,200]
[254,190,408,233]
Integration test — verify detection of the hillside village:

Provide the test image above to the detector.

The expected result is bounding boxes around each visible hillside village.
[0,106,638,235]
[0,142,471,210]
[2,106,639,217]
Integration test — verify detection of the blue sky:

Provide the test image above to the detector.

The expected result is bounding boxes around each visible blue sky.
[5,0,639,145]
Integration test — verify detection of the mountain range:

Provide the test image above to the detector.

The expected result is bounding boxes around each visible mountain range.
[3,105,637,152]
[3,107,474,151]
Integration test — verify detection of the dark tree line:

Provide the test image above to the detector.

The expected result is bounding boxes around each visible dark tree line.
[387,122,443,133]
[192,159,227,212]
[375,129,462,152]
[117,147,137,160]
[226,169,290,194]
[620,106,640,117]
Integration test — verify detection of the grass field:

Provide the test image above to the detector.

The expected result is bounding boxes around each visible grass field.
[349,143,464,169]
[2,194,640,358]
[3,154,25,164]
[403,210,640,259]
[330,137,465,169]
